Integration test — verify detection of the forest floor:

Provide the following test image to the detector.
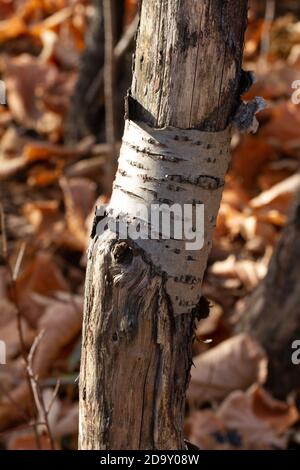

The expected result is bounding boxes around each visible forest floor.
[0,0,300,450]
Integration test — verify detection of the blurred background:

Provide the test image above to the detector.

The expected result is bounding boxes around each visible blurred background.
[0,0,300,450]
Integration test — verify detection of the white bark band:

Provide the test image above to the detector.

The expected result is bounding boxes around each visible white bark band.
[108,120,231,315]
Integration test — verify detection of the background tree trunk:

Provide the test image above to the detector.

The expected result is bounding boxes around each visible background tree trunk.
[236,187,300,399]
[66,0,126,143]
[79,0,248,450]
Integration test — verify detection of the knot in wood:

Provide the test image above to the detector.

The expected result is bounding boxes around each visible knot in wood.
[112,242,133,265]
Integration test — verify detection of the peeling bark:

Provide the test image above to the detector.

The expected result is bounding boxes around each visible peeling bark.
[79,0,248,450]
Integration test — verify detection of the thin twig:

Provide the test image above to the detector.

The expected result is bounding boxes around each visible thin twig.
[0,203,7,259]
[46,379,61,415]
[260,0,276,64]
[0,383,30,422]
[27,330,56,450]
[86,13,139,105]
[103,0,117,170]
[0,421,48,440]
[0,207,41,449]
[12,241,26,282]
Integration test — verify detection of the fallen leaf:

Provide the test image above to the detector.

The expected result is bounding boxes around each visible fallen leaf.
[60,177,97,250]
[0,16,26,43]
[187,334,267,406]
[186,384,298,450]
[33,296,83,376]
[8,433,54,450]
[217,385,298,448]
[250,172,300,212]
[210,255,269,291]
[53,403,79,439]
[16,252,69,325]
[0,127,28,179]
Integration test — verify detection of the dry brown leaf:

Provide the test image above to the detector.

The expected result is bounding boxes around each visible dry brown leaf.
[16,252,69,325]
[0,16,26,42]
[232,135,275,189]
[245,62,300,101]
[251,385,299,434]
[0,298,17,328]
[185,410,227,450]
[257,164,297,191]
[210,255,269,291]
[0,317,34,359]
[8,432,54,450]
[27,160,65,186]
[187,384,298,450]
[217,385,298,448]
[261,102,300,149]
[187,334,267,406]
[250,172,300,212]
[53,403,79,439]
[23,200,60,233]
[23,141,87,163]
[33,296,82,376]
[3,54,63,135]
[0,127,28,179]
[0,297,82,431]
[216,203,246,239]
[29,6,74,37]
[60,177,97,250]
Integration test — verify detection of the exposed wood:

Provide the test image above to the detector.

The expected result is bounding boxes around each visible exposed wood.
[79,0,248,450]
[131,0,247,131]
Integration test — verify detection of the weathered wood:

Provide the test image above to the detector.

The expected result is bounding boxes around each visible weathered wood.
[79,0,248,450]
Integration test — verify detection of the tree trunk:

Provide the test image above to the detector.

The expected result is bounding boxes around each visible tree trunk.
[79,0,248,450]
[236,187,300,399]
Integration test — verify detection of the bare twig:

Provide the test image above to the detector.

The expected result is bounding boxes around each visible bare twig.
[12,241,26,282]
[260,0,276,64]
[0,203,7,259]
[27,330,56,450]
[0,208,41,448]
[0,383,30,422]
[46,380,61,415]
[0,421,49,440]
[103,0,117,159]
[86,14,139,105]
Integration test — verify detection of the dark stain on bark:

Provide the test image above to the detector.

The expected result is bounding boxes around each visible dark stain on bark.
[191,295,211,322]
[112,241,134,265]
[90,206,107,239]
[177,19,198,55]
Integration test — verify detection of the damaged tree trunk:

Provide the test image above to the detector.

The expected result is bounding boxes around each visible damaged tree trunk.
[79,0,248,450]
[237,188,300,399]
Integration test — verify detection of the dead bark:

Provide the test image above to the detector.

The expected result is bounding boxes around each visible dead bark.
[236,190,300,399]
[79,0,248,450]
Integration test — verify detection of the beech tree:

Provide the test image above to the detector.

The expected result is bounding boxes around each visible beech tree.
[79,0,249,450]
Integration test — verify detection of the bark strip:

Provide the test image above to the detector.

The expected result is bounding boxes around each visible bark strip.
[109,120,231,314]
